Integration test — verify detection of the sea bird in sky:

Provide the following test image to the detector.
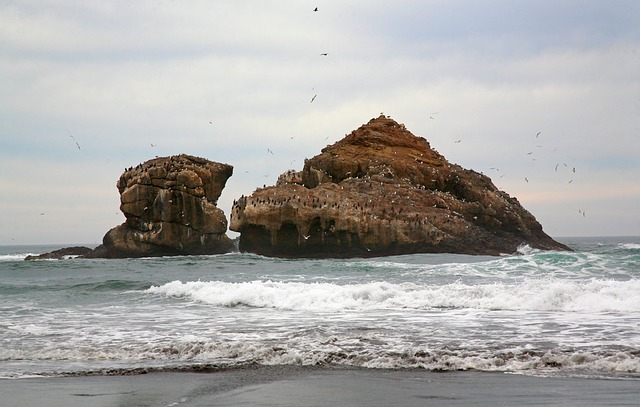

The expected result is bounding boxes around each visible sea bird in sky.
[311,94,317,103]
[68,132,80,150]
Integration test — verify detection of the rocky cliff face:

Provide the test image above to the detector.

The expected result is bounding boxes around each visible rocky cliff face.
[89,154,234,258]
[230,115,570,257]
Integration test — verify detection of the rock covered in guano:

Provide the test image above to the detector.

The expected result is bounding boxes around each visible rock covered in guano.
[89,154,234,258]
[230,115,571,257]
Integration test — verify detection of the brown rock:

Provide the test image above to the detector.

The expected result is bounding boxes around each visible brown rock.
[230,115,571,257]
[89,154,234,258]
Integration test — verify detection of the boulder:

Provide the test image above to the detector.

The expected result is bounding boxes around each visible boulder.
[88,154,234,258]
[230,115,571,257]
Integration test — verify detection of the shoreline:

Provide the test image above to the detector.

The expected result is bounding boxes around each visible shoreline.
[2,366,639,407]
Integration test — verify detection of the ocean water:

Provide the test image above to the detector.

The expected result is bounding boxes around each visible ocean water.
[1,237,639,380]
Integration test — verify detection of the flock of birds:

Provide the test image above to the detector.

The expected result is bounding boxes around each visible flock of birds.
[427,115,585,218]
[62,5,586,221]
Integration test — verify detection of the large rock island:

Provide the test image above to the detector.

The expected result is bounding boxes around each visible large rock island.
[88,154,234,258]
[230,115,570,257]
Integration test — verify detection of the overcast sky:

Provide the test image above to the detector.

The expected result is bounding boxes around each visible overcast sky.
[1,0,638,245]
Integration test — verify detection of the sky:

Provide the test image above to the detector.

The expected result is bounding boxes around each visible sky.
[1,0,639,245]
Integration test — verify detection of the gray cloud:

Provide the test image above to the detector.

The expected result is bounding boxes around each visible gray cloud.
[1,0,638,243]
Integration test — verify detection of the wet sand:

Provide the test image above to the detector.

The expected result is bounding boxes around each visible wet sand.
[2,366,638,407]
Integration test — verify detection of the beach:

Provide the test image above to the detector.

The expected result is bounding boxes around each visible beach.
[3,366,639,407]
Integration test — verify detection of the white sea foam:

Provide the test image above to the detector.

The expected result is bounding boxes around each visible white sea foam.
[516,244,539,255]
[146,278,640,313]
[2,337,639,376]
[0,253,32,261]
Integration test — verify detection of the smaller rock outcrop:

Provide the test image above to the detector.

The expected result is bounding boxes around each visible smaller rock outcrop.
[88,154,234,258]
[25,246,93,261]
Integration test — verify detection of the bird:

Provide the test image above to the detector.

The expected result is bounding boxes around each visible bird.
[68,132,80,150]
[303,235,311,240]
[320,53,328,56]
[524,177,529,183]
[313,7,318,12]
[454,140,461,143]
[536,131,541,138]
[555,163,559,172]
[311,94,317,103]
[150,143,156,147]
[267,148,274,155]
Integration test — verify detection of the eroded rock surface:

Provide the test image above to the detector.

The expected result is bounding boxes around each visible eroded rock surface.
[230,115,570,257]
[89,154,234,258]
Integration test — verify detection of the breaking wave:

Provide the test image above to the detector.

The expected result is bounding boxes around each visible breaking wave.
[146,278,640,313]
[3,337,639,378]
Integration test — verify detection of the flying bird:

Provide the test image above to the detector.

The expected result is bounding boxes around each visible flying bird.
[536,131,541,138]
[68,132,80,150]
[320,53,328,56]
[311,94,317,103]
[313,7,318,12]
[267,148,274,155]
[454,139,461,143]
[525,177,529,183]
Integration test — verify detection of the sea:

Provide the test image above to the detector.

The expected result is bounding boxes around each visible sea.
[1,236,639,381]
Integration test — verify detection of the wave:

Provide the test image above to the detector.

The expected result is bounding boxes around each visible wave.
[145,278,640,313]
[3,338,639,378]
[0,253,35,262]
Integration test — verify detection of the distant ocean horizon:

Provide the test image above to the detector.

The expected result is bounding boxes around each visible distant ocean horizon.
[1,235,639,381]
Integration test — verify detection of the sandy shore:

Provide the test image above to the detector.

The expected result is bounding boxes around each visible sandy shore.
[2,366,638,407]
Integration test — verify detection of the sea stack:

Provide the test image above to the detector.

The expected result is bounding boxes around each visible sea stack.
[230,115,570,257]
[89,154,234,258]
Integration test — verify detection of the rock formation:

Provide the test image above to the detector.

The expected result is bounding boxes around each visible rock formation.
[25,246,94,261]
[230,115,571,257]
[88,154,234,258]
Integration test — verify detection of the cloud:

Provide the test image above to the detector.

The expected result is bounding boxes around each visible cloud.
[1,0,638,243]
